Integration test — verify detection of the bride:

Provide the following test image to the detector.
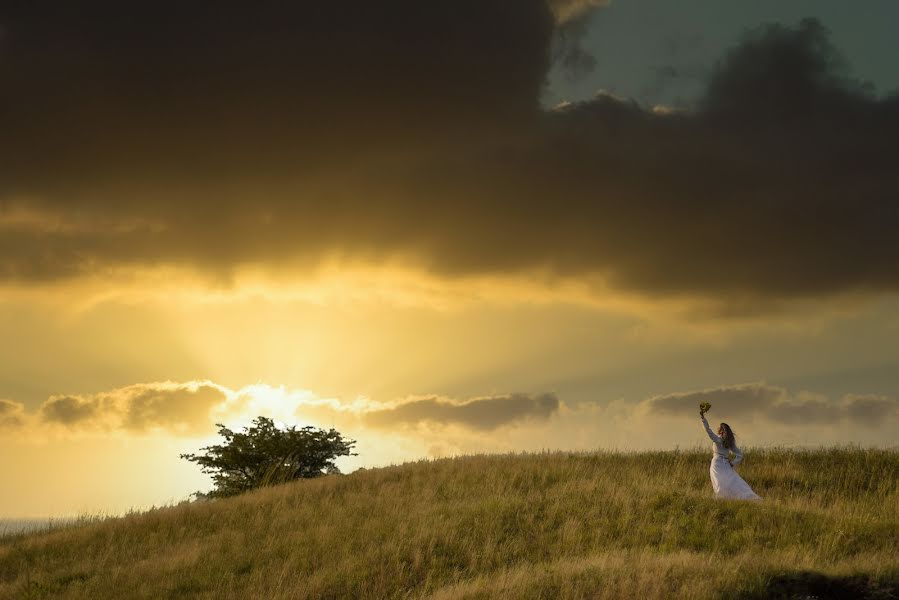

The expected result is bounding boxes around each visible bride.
[700,405,761,501]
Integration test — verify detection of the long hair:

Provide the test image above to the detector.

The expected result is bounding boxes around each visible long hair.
[719,423,736,450]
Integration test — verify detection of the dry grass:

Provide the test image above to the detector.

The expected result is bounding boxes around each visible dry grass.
[1,447,897,599]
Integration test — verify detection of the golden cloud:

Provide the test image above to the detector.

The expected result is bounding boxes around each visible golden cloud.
[641,382,899,427]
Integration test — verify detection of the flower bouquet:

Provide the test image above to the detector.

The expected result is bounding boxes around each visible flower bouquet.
[699,402,711,416]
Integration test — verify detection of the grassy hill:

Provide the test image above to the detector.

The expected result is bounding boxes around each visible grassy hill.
[1,447,897,599]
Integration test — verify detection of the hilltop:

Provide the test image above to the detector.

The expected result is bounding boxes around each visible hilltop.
[1,448,897,599]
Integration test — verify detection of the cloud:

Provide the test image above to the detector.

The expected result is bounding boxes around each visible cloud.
[364,393,561,430]
[40,396,99,425]
[551,13,599,79]
[38,382,228,435]
[549,0,609,78]
[643,382,785,418]
[642,382,899,427]
[9,382,559,437]
[1,10,897,314]
[3,379,897,458]
[549,0,611,24]
[0,399,26,429]
[842,394,899,427]
[121,384,229,432]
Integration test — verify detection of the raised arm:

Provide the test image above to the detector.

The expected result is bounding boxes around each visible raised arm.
[700,413,722,444]
[731,445,743,466]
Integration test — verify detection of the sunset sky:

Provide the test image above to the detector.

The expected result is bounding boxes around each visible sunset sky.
[2,0,898,518]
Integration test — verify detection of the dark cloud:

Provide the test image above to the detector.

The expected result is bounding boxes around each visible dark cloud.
[644,382,899,427]
[36,383,227,434]
[14,383,560,434]
[40,396,98,425]
[0,1,551,182]
[364,393,560,430]
[842,394,899,427]
[1,8,897,310]
[644,383,784,418]
[120,385,226,433]
[0,399,26,429]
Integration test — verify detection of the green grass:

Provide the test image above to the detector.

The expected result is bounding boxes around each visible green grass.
[1,447,897,599]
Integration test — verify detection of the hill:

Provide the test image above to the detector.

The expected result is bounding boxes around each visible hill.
[1,448,897,599]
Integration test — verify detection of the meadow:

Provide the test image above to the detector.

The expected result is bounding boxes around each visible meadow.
[1,447,897,599]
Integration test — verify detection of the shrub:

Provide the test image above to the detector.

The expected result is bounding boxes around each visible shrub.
[180,416,357,498]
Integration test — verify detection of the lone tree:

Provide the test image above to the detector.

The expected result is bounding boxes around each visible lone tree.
[181,416,357,498]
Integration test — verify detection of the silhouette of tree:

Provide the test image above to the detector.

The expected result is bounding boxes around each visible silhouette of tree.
[181,416,357,498]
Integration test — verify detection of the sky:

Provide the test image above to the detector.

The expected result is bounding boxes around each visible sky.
[1,0,898,518]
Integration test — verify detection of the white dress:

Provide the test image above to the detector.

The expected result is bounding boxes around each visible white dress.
[701,415,761,501]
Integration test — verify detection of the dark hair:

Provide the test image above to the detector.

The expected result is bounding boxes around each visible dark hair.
[719,423,736,450]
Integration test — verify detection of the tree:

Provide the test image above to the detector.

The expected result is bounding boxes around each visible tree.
[180,416,357,498]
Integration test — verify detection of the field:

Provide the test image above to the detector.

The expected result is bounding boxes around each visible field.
[1,447,897,599]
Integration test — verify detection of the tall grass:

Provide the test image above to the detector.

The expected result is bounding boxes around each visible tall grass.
[1,446,897,599]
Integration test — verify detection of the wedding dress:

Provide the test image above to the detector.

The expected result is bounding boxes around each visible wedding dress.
[701,414,761,500]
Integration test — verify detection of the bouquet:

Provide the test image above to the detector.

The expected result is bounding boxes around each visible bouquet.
[699,402,711,416]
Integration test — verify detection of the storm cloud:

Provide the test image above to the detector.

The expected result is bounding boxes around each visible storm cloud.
[643,382,899,427]
[364,393,561,430]
[1,6,897,310]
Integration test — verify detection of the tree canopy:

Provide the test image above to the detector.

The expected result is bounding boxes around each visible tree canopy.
[181,416,357,498]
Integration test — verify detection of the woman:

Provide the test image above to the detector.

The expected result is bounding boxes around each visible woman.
[700,408,761,500]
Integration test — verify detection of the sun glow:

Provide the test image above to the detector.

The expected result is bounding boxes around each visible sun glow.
[220,384,325,429]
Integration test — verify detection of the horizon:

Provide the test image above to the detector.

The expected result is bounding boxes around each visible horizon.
[2,0,899,518]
